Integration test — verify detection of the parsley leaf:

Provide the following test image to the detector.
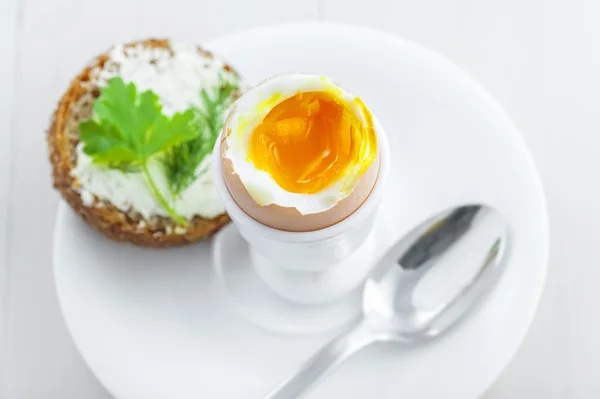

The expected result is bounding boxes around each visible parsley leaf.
[163,74,240,197]
[79,77,199,225]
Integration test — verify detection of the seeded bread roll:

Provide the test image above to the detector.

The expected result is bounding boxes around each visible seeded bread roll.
[48,39,241,248]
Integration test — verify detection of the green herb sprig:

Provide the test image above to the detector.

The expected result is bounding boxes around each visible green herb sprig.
[163,74,240,197]
[78,77,199,225]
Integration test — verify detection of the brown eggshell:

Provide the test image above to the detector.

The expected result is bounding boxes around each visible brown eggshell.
[219,124,380,232]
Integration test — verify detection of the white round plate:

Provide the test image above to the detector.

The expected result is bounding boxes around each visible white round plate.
[54,23,549,399]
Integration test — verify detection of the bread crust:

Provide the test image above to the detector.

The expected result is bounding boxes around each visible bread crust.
[48,39,235,248]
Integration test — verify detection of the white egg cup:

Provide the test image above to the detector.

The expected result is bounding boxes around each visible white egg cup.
[212,120,390,333]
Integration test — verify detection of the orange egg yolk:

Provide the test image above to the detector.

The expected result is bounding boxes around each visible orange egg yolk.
[248,91,376,194]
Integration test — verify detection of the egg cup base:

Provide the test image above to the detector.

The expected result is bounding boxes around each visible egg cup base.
[212,203,396,334]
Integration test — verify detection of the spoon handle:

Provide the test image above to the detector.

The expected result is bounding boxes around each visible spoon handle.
[265,319,380,399]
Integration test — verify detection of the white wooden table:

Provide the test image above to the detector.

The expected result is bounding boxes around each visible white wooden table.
[1,0,599,397]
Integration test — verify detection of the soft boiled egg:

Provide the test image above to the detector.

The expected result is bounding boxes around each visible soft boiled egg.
[220,74,381,232]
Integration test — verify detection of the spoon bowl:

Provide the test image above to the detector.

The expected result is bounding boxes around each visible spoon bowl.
[267,204,509,398]
[366,205,509,339]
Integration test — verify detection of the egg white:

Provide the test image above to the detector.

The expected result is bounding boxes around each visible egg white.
[223,74,377,215]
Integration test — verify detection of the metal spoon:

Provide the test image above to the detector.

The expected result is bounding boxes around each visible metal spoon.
[266,204,509,399]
